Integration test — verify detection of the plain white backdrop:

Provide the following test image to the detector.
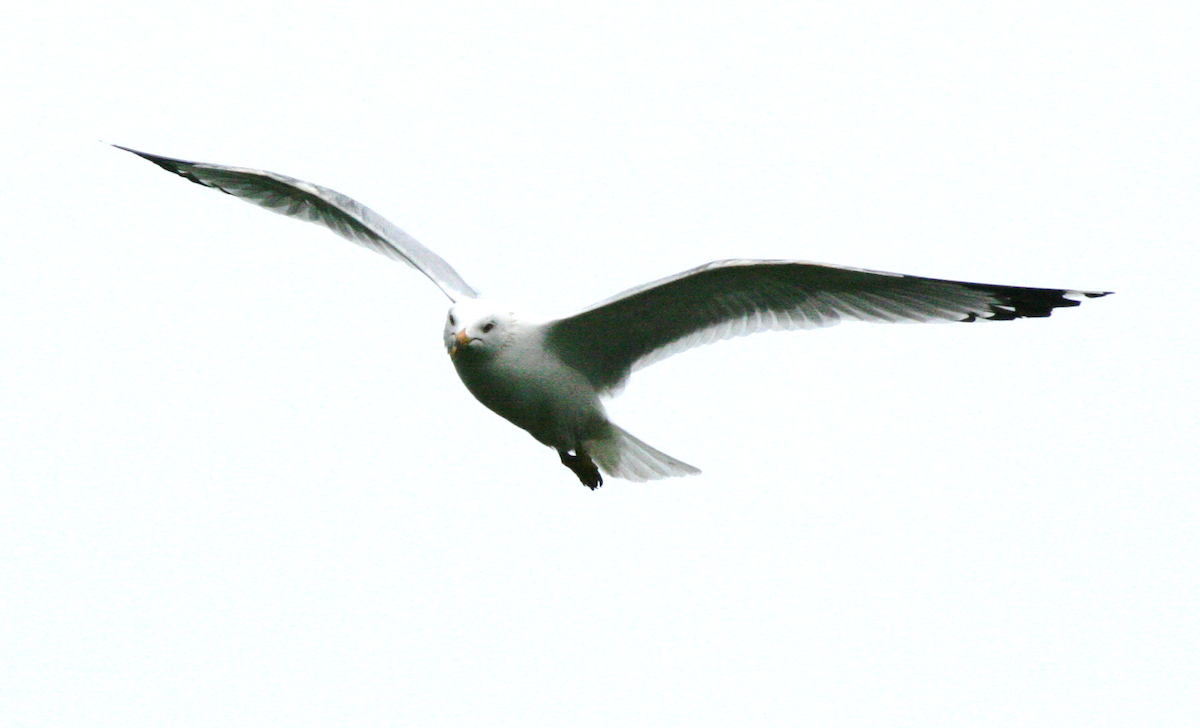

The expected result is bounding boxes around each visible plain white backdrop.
[2,1,1196,725]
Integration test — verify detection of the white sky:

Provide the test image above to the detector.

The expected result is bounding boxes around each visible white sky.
[2,1,1197,726]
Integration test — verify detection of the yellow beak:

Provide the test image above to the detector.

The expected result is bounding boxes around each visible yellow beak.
[449,329,472,358]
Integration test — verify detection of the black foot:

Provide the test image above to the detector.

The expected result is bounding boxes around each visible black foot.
[558,448,603,490]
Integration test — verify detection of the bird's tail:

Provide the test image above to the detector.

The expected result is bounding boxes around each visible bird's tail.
[586,424,701,482]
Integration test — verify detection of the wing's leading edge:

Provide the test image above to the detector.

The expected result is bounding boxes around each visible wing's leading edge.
[544,259,1111,394]
[115,145,478,302]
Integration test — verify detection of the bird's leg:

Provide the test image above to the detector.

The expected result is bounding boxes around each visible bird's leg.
[558,448,602,490]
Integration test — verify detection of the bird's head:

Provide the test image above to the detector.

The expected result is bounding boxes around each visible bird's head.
[444,299,516,360]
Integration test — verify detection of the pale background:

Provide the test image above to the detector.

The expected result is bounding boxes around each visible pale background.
[2,1,1196,726]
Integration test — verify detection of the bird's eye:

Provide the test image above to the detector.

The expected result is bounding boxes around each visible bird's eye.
[482,322,495,333]
[448,314,457,326]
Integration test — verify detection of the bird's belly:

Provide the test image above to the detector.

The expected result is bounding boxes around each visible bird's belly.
[452,355,605,448]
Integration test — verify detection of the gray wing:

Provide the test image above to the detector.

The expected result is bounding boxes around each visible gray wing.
[543,259,1111,394]
[115,145,479,302]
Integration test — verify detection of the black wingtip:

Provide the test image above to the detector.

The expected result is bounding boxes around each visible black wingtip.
[112,143,179,170]
[963,284,1112,321]
[110,143,154,161]
[112,144,211,188]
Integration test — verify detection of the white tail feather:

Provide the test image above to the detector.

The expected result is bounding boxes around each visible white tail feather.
[586,424,701,482]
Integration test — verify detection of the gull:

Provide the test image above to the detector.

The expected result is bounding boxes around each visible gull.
[115,145,1111,489]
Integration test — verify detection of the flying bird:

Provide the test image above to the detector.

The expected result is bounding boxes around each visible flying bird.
[115,145,1110,489]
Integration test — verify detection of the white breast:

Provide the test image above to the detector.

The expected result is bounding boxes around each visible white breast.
[452,325,609,449]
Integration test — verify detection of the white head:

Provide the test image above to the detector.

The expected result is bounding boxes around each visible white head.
[444,299,517,360]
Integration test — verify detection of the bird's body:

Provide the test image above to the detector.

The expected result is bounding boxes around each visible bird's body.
[448,307,603,451]
[116,145,1111,488]
[444,302,699,488]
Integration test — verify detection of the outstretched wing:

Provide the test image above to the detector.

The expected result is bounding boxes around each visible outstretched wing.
[543,259,1110,394]
[115,145,479,302]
